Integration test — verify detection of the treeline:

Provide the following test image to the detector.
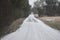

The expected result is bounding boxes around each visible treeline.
[32,0,60,16]
[10,0,31,18]
[0,0,30,37]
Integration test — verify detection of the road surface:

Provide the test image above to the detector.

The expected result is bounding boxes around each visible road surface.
[1,13,60,40]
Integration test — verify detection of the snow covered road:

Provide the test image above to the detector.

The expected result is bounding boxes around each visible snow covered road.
[1,13,60,40]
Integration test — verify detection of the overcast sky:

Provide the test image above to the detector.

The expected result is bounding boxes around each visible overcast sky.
[29,0,37,8]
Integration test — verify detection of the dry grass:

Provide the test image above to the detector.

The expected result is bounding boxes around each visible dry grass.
[40,16,60,30]
[0,18,25,37]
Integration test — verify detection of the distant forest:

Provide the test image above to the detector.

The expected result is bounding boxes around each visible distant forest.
[32,0,60,16]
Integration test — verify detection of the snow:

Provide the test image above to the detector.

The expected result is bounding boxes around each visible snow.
[1,13,60,40]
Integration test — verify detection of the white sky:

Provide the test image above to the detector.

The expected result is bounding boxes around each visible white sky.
[29,0,37,8]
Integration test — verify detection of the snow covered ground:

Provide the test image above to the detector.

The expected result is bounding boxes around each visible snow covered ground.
[1,13,60,40]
